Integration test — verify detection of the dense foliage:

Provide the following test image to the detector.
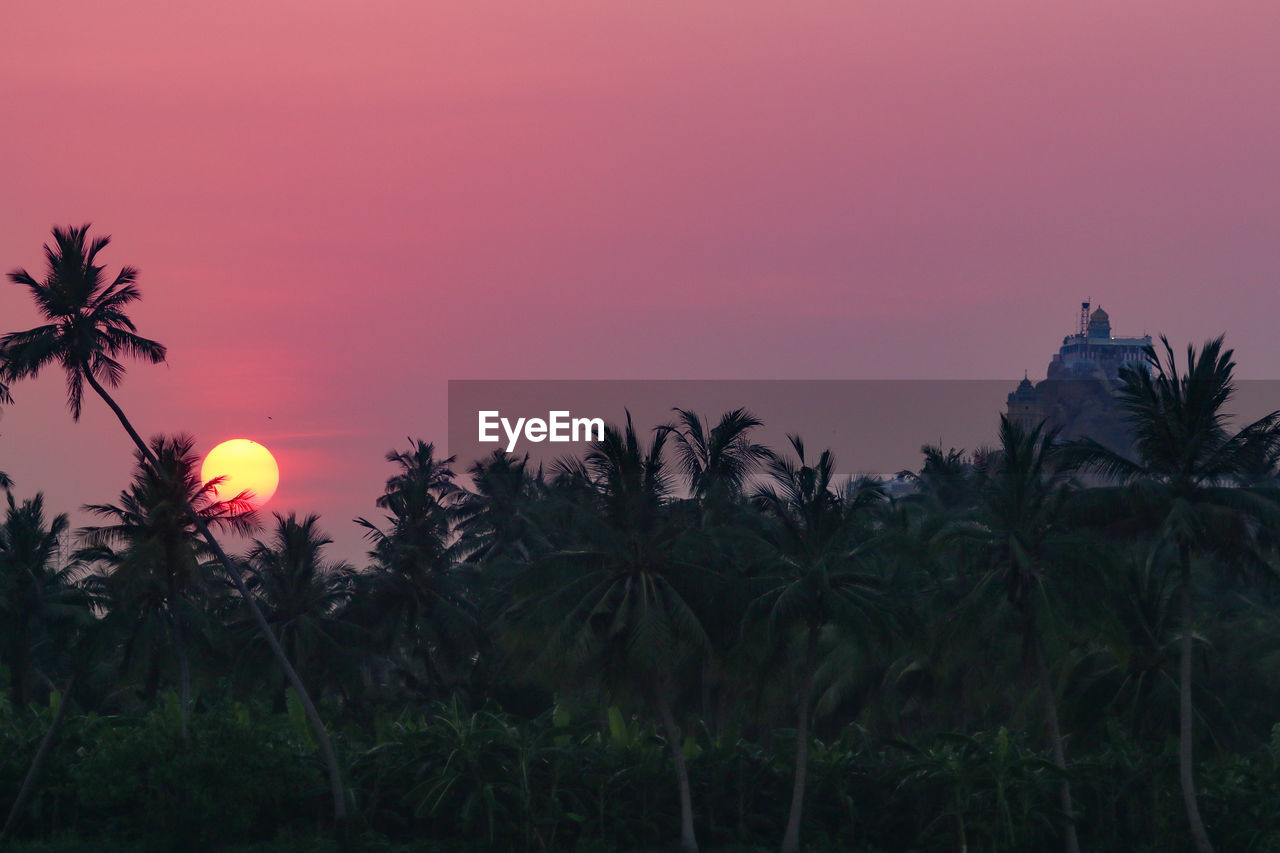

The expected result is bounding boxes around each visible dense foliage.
[3,399,1280,851]
[5,228,1280,851]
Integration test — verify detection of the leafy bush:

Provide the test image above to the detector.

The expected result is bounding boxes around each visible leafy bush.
[3,694,325,848]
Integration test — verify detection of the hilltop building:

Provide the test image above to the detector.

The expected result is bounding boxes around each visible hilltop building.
[1046,304,1152,381]
[1007,304,1152,444]
[1007,373,1041,428]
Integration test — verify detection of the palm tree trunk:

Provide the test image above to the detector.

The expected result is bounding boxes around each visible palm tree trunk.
[1035,641,1080,853]
[654,681,698,853]
[781,627,817,853]
[1,673,77,840]
[1178,545,1214,853]
[83,372,347,827]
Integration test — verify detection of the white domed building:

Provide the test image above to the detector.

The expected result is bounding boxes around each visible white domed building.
[1006,303,1154,440]
[1046,304,1152,381]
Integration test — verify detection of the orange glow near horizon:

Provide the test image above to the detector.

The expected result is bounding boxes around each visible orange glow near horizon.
[201,439,280,510]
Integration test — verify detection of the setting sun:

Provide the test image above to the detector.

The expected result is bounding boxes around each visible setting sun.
[200,438,279,509]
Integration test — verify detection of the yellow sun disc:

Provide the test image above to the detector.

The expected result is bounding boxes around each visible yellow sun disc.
[200,439,280,509]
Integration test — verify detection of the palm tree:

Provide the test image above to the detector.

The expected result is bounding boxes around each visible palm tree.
[77,433,254,733]
[240,513,359,703]
[1067,336,1280,853]
[455,450,544,566]
[750,436,891,853]
[0,492,89,708]
[454,452,550,699]
[1065,550,1207,745]
[0,225,348,824]
[515,413,709,852]
[355,440,477,698]
[658,407,774,510]
[938,416,1082,853]
[657,408,773,733]
[0,491,94,841]
[899,444,981,512]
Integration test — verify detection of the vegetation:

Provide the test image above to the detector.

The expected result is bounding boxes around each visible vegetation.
[4,227,1280,851]
[0,225,347,829]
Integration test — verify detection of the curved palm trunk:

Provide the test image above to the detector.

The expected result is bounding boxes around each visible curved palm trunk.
[654,682,698,853]
[1178,546,1214,853]
[1035,641,1080,853]
[781,627,817,853]
[84,373,348,827]
[1,672,77,840]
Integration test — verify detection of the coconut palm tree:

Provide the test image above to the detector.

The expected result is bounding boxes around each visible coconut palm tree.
[1067,336,1280,853]
[656,409,773,733]
[453,452,551,699]
[240,513,359,703]
[515,413,709,852]
[0,491,94,842]
[77,433,254,733]
[899,445,981,512]
[455,450,544,565]
[938,416,1082,853]
[355,440,477,698]
[1064,550,1215,745]
[0,224,348,824]
[658,407,774,511]
[0,492,89,708]
[750,435,891,853]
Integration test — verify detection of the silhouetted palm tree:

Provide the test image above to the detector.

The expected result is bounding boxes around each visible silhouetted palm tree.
[517,414,709,852]
[1064,551,1210,744]
[658,407,774,510]
[454,452,550,695]
[656,409,774,733]
[356,440,477,698]
[0,491,95,842]
[241,513,358,703]
[751,436,891,853]
[456,450,544,565]
[939,417,1082,853]
[77,433,254,733]
[900,445,980,511]
[1067,336,1280,853]
[0,225,348,824]
[0,492,89,708]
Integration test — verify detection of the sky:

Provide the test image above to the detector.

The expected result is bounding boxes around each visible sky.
[3,1,1280,561]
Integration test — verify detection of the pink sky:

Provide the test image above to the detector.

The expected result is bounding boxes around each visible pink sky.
[4,1,1280,560]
